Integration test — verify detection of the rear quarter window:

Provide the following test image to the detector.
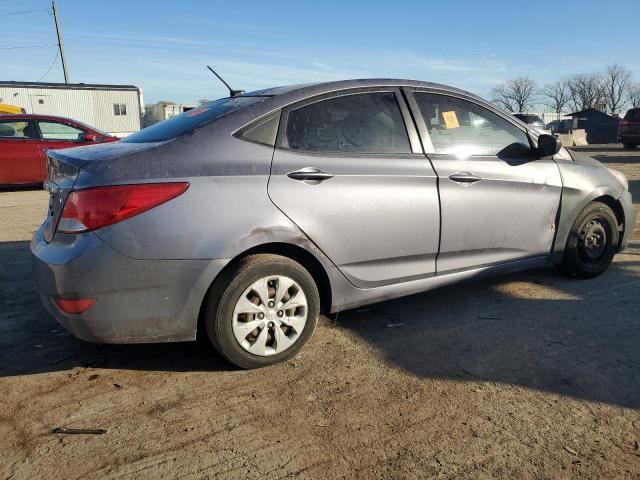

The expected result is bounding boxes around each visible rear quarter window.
[123,96,265,143]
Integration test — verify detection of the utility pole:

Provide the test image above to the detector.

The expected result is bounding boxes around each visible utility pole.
[51,0,69,83]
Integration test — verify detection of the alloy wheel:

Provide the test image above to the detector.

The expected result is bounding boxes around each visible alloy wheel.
[231,275,308,356]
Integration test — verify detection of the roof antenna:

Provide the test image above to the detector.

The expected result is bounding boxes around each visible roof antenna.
[206,65,245,97]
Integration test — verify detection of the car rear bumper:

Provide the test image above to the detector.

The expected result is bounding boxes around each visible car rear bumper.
[618,190,636,251]
[31,226,227,343]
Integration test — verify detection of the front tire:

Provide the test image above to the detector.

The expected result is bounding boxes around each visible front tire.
[204,254,320,369]
[559,201,619,279]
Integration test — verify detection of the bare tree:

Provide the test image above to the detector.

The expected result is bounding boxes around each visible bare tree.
[568,73,606,111]
[603,64,632,114]
[491,84,516,112]
[627,82,640,109]
[542,79,571,119]
[491,77,538,112]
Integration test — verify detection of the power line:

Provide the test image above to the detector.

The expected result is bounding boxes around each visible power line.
[37,50,60,82]
[0,8,50,17]
[0,44,58,50]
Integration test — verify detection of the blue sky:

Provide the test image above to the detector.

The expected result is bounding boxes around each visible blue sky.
[2,0,639,107]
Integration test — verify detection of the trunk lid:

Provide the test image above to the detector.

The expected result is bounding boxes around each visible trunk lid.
[46,141,162,168]
[42,142,163,242]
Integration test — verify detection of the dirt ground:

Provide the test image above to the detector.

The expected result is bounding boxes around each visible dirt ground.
[1,145,639,479]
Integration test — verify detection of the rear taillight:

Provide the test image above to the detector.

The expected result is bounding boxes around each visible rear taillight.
[58,182,189,233]
[55,298,96,314]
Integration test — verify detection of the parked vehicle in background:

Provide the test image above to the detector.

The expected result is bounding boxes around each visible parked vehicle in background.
[546,119,573,135]
[619,108,640,150]
[513,113,546,131]
[0,114,117,185]
[31,79,635,369]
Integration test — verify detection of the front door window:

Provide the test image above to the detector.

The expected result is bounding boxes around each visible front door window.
[38,121,86,141]
[413,93,530,157]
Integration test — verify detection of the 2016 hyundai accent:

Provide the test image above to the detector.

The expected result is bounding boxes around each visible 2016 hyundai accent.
[31,79,635,369]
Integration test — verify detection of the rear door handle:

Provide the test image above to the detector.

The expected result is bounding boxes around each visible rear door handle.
[449,172,481,185]
[287,167,334,182]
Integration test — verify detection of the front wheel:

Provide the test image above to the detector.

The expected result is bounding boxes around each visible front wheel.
[204,254,320,369]
[559,201,619,279]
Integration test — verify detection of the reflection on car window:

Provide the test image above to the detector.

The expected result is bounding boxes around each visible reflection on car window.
[414,93,530,157]
[0,121,36,139]
[284,92,411,154]
[39,121,85,141]
[123,96,265,143]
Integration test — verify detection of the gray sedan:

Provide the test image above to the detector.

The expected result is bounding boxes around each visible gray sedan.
[31,79,635,368]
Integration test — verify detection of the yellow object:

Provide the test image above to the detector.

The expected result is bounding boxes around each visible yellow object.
[0,103,25,114]
[442,110,460,129]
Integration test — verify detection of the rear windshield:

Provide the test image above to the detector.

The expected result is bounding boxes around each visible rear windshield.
[123,96,265,143]
[624,109,640,121]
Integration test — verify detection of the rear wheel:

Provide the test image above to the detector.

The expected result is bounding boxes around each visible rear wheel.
[559,201,619,278]
[204,254,320,369]
[622,142,637,150]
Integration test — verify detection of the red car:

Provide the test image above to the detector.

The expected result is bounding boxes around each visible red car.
[0,114,118,185]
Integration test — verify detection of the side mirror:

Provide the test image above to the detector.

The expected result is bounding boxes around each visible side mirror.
[83,133,97,142]
[536,134,561,157]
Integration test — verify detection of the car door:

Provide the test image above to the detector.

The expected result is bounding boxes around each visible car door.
[268,88,440,288]
[0,119,42,184]
[405,89,563,274]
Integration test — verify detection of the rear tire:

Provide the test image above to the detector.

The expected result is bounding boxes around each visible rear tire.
[204,254,320,369]
[559,201,619,279]
[622,142,637,150]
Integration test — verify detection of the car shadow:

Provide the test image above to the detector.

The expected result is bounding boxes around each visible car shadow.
[594,155,640,165]
[569,145,628,153]
[2,238,640,409]
[0,240,234,376]
[0,184,43,192]
[335,247,640,410]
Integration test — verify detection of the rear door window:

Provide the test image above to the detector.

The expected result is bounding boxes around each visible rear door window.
[282,92,411,154]
[123,96,266,143]
[0,120,37,139]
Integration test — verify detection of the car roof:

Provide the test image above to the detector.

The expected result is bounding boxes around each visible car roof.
[244,78,483,104]
[0,113,82,123]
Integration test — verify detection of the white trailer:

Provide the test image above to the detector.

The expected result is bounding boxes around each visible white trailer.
[0,81,143,137]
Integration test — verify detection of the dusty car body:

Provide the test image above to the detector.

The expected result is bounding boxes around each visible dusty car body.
[31,79,635,368]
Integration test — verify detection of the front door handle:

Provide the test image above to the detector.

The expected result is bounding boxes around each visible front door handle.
[287,167,334,182]
[449,172,481,185]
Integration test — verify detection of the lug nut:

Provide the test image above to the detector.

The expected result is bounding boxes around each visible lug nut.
[277,311,284,317]
[268,301,275,308]
[258,313,264,319]
[268,322,274,327]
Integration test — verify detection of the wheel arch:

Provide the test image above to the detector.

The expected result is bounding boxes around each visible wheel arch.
[591,194,625,247]
[553,189,626,264]
[196,242,334,339]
